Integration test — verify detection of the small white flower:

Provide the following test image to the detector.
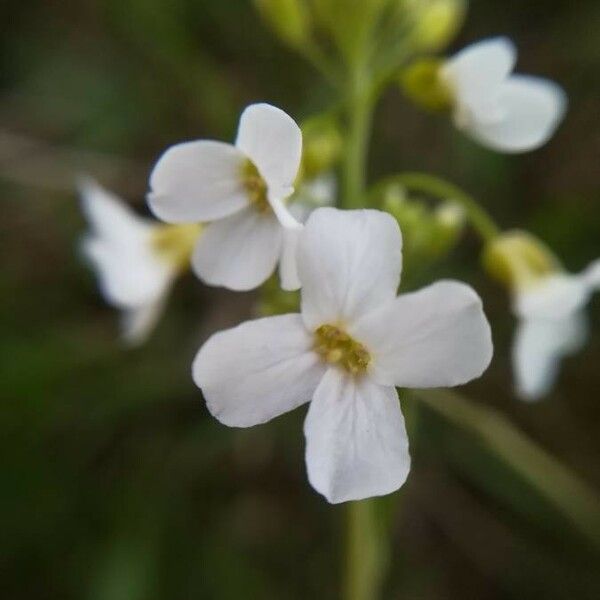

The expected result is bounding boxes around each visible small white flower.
[80,178,199,345]
[441,37,566,152]
[512,260,600,401]
[148,103,303,292]
[193,208,493,503]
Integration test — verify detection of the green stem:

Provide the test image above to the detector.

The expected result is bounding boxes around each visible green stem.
[342,71,375,209]
[377,172,501,242]
[344,499,388,600]
[412,389,600,547]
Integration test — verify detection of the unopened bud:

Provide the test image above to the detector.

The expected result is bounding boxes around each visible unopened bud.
[299,117,343,181]
[254,0,311,49]
[409,0,466,52]
[482,230,561,290]
[400,58,453,112]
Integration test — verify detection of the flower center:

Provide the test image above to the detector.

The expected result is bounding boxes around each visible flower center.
[151,223,202,271]
[241,160,271,214]
[313,324,371,375]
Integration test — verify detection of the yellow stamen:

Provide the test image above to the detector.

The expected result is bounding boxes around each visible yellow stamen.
[241,160,271,213]
[151,223,202,271]
[314,324,371,376]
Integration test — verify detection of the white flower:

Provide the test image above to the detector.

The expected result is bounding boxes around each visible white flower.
[512,260,600,401]
[80,178,200,346]
[441,37,566,152]
[148,103,304,292]
[193,208,493,503]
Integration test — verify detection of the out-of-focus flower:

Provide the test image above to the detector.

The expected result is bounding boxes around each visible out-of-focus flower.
[442,37,567,152]
[194,208,492,503]
[484,231,600,400]
[80,178,200,345]
[148,103,303,292]
[402,37,566,152]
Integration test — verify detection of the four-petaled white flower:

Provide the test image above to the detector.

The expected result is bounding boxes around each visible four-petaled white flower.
[193,208,493,503]
[513,260,600,401]
[441,37,566,152]
[148,103,304,292]
[80,178,200,345]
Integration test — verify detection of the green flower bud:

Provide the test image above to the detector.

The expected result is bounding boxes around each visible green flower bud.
[430,201,465,254]
[299,116,343,181]
[407,0,466,53]
[400,58,453,112]
[482,230,561,291]
[254,0,311,49]
[381,183,464,268]
[309,0,388,64]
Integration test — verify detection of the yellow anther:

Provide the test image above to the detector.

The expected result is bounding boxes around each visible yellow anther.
[314,324,371,376]
[241,160,271,213]
[151,223,202,271]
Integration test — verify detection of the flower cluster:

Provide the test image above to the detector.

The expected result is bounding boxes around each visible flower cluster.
[79,3,595,505]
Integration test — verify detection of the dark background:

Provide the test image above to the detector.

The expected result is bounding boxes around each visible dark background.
[2,1,599,598]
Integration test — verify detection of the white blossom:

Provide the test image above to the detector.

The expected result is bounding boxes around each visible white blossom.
[193,208,493,503]
[80,178,199,345]
[512,260,600,400]
[148,103,304,292]
[441,37,566,152]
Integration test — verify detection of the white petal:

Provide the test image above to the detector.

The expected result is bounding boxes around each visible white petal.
[79,177,149,241]
[268,192,303,230]
[443,37,516,105]
[467,75,567,152]
[513,312,588,401]
[514,274,590,320]
[298,208,402,330]
[279,226,302,291]
[581,258,600,290]
[235,103,302,197]
[148,140,249,223]
[353,281,493,388]
[193,314,325,427]
[192,207,283,291]
[82,235,174,308]
[120,294,168,347]
[304,369,410,504]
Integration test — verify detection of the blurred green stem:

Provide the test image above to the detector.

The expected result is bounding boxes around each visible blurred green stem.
[342,65,374,209]
[344,499,388,600]
[378,172,501,242]
[412,389,600,547]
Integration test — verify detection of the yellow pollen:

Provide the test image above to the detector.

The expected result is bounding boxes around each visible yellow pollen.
[151,223,202,271]
[314,324,371,376]
[241,160,271,214]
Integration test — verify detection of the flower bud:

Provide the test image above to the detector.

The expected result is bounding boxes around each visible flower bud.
[382,184,464,268]
[399,58,453,112]
[299,117,343,181]
[254,0,311,49]
[310,0,388,64]
[482,230,561,291]
[408,0,466,53]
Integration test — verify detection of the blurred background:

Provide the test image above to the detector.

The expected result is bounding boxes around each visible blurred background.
[2,1,599,598]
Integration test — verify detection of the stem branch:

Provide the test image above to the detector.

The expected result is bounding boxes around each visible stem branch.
[377,172,501,242]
